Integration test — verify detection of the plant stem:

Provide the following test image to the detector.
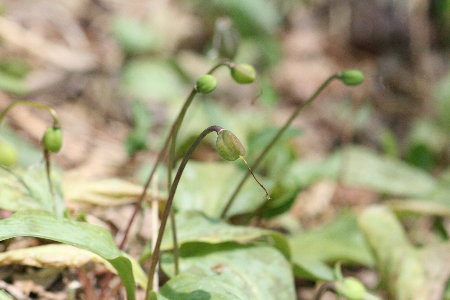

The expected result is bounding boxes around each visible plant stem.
[167,139,179,274]
[313,282,337,300]
[0,100,60,128]
[145,125,223,300]
[43,149,56,214]
[119,61,231,250]
[220,74,339,218]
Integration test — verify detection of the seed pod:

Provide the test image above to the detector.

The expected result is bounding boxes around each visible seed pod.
[42,127,63,153]
[230,64,256,84]
[0,142,18,166]
[335,278,366,300]
[216,129,246,161]
[195,74,217,94]
[338,70,364,86]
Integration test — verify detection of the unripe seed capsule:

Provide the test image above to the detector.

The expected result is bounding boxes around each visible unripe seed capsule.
[216,129,246,161]
[195,74,217,94]
[338,70,364,86]
[230,64,256,84]
[335,278,366,300]
[0,142,18,166]
[42,127,63,153]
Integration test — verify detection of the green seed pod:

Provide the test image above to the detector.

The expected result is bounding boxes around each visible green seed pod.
[335,278,366,300]
[42,127,63,153]
[0,141,18,166]
[338,69,364,86]
[216,129,246,161]
[230,64,256,84]
[195,74,217,94]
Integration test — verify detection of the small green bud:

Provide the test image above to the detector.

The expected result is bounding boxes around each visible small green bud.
[0,142,18,166]
[338,69,364,86]
[216,129,246,161]
[42,127,63,153]
[230,64,256,84]
[335,278,366,300]
[195,74,217,94]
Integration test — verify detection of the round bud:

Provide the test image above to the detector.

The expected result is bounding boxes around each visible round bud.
[0,142,18,167]
[216,129,246,161]
[338,70,364,86]
[42,127,63,153]
[230,64,256,84]
[195,74,217,94]
[335,278,366,300]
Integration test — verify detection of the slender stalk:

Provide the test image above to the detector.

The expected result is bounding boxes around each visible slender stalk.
[167,139,179,274]
[240,157,270,200]
[0,100,60,128]
[220,74,339,218]
[314,282,337,300]
[119,61,231,250]
[43,149,56,214]
[145,125,223,300]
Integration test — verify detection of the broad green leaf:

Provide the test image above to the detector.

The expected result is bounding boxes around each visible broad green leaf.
[289,212,373,281]
[0,211,136,300]
[140,211,290,262]
[0,244,147,289]
[387,199,450,216]
[358,206,430,300]
[174,162,271,218]
[121,59,184,101]
[341,146,437,196]
[160,244,295,300]
[0,166,65,215]
[162,211,269,250]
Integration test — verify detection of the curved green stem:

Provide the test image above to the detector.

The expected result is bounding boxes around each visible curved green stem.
[145,125,223,300]
[220,74,339,218]
[0,100,60,128]
[119,61,232,251]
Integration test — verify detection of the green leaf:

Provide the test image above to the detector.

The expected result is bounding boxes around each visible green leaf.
[289,212,373,281]
[162,211,270,250]
[140,211,290,262]
[341,146,437,196]
[159,244,296,300]
[0,166,65,215]
[358,206,429,300]
[0,211,136,300]
[174,162,271,218]
[121,59,183,101]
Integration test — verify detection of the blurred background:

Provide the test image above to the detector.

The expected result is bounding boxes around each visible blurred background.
[0,0,449,299]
